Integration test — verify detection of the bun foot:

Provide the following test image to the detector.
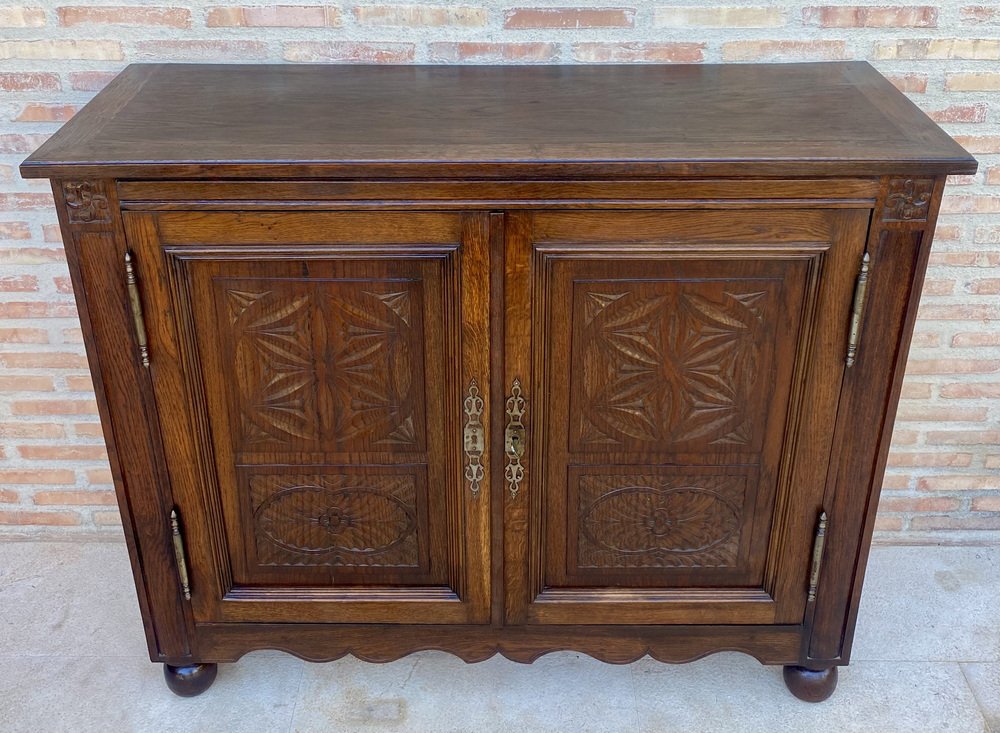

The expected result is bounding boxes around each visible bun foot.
[783,665,838,702]
[163,662,218,697]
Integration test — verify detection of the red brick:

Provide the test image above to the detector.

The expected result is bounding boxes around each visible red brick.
[0,7,46,27]
[874,515,903,531]
[65,375,95,391]
[0,490,18,503]
[0,375,54,391]
[0,222,31,240]
[0,423,64,439]
[283,42,415,63]
[93,510,122,526]
[885,73,928,93]
[906,359,1000,374]
[429,42,558,62]
[934,224,962,241]
[952,332,1000,347]
[33,490,117,506]
[207,5,339,27]
[941,195,1000,214]
[880,497,961,512]
[803,5,937,27]
[75,424,105,438]
[952,137,1000,155]
[61,327,83,344]
[0,511,81,527]
[573,42,705,63]
[966,278,1000,294]
[896,406,988,421]
[890,429,919,445]
[0,327,48,344]
[0,134,50,154]
[19,445,109,461]
[53,276,73,294]
[946,73,1000,92]
[0,40,123,60]
[916,304,1000,320]
[961,6,999,24]
[135,40,268,61]
[68,71,117,92]
[900,381,932,399]
[926,430,1000,445]
[940,382,1000,398]
[876,38,999,59]
[920,278,954,296]
[0,469,75,485]
[910,331,940,348]
[0,302,75,318]
[887,452,973,467]
[911,515,1000,531]
[354,5,484,26]
[882,474,911,489]
[86,468,114,484]
[0,192,54,210]
[986,455,1000,469]
[59,6,191,27]
[929,104,989,123]
[15,103,81,123]
[0,275,38,292]
[722,40,846,61]
[928,252,980,267]
[0,72,60,92]
[654,7,784,27]
[0,247,65,264]
[0,352,88,369]
[12,399,98,416]
[919,475,1000,491]
[43,225,63,242]
[972,497,1000,512]
[505,7,634,29]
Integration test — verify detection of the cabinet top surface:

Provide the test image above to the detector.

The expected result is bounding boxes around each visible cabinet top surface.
[21,61,976,179]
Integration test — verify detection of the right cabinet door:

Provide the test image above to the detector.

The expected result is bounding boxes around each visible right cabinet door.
[503,209,870,626]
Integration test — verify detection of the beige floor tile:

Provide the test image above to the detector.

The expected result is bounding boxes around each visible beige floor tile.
[852,546,1000,662]
[0,652,303,733]
[962,664,1000,733]
[630,654,988,733]
[0,540,148,658]
[290,650,640,733]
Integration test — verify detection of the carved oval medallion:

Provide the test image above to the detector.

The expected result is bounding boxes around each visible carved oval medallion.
[255,486,416,557]
[581,486,740,554]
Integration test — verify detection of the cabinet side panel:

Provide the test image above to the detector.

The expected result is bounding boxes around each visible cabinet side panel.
[52,179,194,660]
[808,176,946,663]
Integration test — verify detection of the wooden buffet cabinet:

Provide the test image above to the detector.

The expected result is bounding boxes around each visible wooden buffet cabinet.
[21,62,975,701]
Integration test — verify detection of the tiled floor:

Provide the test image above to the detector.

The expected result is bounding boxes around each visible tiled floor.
[1,541,998,732]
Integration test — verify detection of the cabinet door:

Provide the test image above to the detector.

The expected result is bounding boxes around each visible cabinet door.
[124,211,492,625]
[503,209,869,625]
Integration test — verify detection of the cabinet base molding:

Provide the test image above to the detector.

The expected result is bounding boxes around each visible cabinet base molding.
[189,623,806,666]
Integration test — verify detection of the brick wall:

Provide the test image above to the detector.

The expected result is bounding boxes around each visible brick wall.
[0,1,998,539]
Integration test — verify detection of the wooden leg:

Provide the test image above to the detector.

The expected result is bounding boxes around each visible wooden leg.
[163,662,218,697]
[783,665,838,702]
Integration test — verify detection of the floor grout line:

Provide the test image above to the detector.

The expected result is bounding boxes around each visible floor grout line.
[958,662,995,733]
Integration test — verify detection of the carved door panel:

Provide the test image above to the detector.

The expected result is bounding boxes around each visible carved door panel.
[503,209,870,625]
[123,211,492,625]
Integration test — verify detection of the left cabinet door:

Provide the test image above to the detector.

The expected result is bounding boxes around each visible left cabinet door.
[122,210,492,625]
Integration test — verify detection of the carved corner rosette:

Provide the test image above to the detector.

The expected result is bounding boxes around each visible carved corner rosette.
[62,180,112,224]
[882,178,933,223]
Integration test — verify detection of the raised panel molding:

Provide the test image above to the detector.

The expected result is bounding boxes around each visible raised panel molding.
[576,473,746,570]
[574,285,773,450]
[250,473,420,568]
[222,280,424,452]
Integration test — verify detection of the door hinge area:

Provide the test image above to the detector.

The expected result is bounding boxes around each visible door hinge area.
[807,511,829,603]
[124,251,150,368]
[845,252,871,368]
[170,509,192,601]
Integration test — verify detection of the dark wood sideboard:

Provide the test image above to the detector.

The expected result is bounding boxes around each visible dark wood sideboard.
[21,62,976,701]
